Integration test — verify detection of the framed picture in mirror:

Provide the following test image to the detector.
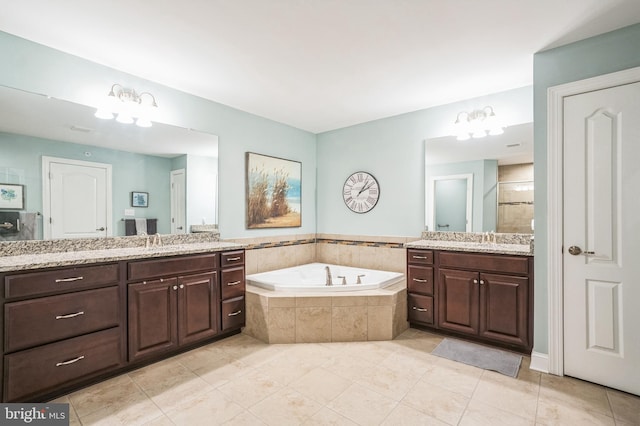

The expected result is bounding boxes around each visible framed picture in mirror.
[0,183,24,210]
[131,191,149,208]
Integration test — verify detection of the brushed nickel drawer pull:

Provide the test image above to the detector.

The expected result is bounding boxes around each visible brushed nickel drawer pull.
[55,311,85,320]
[412,278,428,283]
[228,310,242,317]
[55,276,84,283]
[227,280,242,286]
[56,355,85,367]
[412,307,428,312]
[412,255,428,259]
[226,257,241,261]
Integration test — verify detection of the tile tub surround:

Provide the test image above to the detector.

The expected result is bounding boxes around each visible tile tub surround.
[244,280,409,344]
[407,231,535,255]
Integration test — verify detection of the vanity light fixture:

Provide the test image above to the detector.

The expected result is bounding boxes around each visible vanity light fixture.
[454,106,504,141]
[94,83,158,128]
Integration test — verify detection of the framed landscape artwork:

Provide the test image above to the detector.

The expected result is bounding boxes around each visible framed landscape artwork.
[246,152,301,229]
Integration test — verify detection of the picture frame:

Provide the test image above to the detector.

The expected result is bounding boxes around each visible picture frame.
[246,152,301,229]
[131,191,149,208]
[0,183,24,210]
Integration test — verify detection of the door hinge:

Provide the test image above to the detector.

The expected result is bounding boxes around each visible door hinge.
[49,172,53,180]
[49,217,52,224]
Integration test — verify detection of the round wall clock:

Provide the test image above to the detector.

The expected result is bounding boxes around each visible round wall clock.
[342,171,380,213]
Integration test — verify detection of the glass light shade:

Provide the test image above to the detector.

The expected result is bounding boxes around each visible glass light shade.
[135,117,152,128]
[94,108,114,119]
[116,112,134,124]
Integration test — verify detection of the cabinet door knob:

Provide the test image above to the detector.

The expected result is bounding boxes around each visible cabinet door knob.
[179,284,184,289]
[473,279,478,284]
[479,280,485,285]
[173,285,178,290]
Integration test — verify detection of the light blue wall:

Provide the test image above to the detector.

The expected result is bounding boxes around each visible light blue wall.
[0,31,317,239]
[316,87,532,237]
[533,23,640,354]
[0,132,172,236]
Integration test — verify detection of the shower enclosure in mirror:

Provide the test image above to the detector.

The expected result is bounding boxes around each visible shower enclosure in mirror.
[0,85,219,241]
[425,122,533,233]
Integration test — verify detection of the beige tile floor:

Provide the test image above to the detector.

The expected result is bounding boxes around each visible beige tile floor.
[51,328,640,425]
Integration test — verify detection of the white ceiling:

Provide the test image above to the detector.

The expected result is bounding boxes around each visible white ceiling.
[1,1,640,133]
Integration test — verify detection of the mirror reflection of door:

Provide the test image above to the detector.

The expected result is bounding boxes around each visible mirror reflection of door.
[170,169,186,234]
[435,178,468,231]
[42,156,112,239]
[428,173,473,232]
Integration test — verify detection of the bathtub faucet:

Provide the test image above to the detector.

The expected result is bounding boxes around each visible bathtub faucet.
[324,266,333,286]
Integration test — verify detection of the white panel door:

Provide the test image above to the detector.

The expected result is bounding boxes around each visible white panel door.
[170,169,186,234]
[44,157,112,239]
[563,81,640,395]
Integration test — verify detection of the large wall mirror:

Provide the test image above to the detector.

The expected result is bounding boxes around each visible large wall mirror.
[0,85,219,241]
[425,122,533,234]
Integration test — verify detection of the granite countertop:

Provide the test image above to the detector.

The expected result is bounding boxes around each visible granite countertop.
[0,241,246,272]
[405,239,533,255]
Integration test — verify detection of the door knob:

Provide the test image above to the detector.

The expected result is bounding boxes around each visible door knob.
[568,246,595,256]
[568,246,582,255]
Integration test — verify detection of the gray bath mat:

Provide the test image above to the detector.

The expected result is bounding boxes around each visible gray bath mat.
[431,338,522,378]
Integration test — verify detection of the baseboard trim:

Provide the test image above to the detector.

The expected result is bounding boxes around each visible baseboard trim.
[529,351,550,373]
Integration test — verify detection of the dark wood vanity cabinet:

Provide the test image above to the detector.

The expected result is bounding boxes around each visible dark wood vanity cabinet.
[2,263,125,402]
[407,248,533,352]
[127,252,247,362]
[128,271,220,362]
[220,250,246,332]
[127,253,221,362]
[1,248,246,402]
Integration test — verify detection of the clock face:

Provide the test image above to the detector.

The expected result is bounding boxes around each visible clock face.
[342,171,380,213]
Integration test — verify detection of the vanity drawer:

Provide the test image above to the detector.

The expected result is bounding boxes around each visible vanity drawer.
[4,327,122,402]
[438,252,529,275]
[221,266,245,300]
[4,286,119,353]
[221,250,245,268]
[221,296,245,331]
[128,253,218,281]
[408,294,434,325]
[407,265,434,295]
[407,249,434,265]
[4,263,120,299]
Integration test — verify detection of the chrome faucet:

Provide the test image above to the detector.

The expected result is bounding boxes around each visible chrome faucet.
[146,233,163,249]
[324,266,333,286]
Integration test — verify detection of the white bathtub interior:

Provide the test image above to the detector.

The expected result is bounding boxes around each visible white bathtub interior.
[246,262,404,292]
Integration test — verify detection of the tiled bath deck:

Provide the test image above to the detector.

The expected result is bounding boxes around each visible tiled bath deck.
[51,329,639,425]
[244,281,408,344]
